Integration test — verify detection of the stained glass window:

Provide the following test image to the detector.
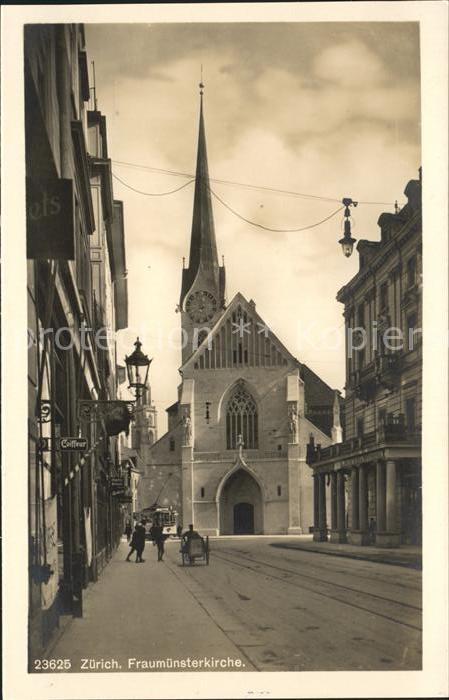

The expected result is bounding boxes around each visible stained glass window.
[226,385,258,449]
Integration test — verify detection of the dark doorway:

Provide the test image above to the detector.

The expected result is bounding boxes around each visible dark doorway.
[233,502,254,534]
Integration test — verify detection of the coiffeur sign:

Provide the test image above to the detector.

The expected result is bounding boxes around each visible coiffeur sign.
[26,177,74,259]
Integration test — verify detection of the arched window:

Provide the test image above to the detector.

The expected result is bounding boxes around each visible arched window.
[226,385,258,449]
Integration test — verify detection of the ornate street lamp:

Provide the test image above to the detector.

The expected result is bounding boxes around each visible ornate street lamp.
[339,198,357,258]
[125,337,151,399]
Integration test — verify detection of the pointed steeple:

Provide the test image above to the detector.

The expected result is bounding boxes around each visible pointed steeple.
[180,83,225,308]
[188,86,219,272]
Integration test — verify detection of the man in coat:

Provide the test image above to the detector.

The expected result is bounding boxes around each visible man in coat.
[126,521,146,563]
[153,523,166,562]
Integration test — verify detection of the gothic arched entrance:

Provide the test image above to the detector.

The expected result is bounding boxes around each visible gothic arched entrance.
[234,502,254,534]
[219,468,263,535]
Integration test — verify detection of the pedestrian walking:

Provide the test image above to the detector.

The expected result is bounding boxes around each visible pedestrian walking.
[124,521,132,542]
[153,524,166,562]
[126,521,146,563]
[369,517,376,545]
[149,521,158,546]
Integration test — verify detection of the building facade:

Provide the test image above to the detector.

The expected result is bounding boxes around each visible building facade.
[307,172,422,547]
[26,24,129,659]
[138,91,339,535]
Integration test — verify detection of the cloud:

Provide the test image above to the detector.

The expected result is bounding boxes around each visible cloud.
[86,22,421,432]
[313,40,387,87]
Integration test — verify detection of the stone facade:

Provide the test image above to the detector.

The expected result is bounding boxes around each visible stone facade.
[138,91,337,535]
[26,24,128,658]
[307,171,422,547]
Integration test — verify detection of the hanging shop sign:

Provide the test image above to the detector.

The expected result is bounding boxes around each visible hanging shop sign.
[118,496,133,504]
[57,437,89,452]
[110,477,125,489]
[78,400,133,437]
[26,177,74,260]
[37,437,50,452]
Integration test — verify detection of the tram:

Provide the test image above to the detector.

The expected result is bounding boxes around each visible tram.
[140,504,178,538]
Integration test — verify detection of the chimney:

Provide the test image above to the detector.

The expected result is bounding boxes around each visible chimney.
[404,178,421,212]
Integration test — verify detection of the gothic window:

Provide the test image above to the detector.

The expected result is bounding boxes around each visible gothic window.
[226,385,258,450]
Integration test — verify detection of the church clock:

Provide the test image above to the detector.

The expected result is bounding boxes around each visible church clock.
[185,290,217,323]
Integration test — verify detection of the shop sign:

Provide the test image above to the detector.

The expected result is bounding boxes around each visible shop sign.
[119,496,133,503]
[26,178,74,259]
[58,437,89,452]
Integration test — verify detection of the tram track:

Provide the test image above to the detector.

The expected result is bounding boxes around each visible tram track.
[215,544,421,593]
[215,546,422,608]
[212,548,422,632]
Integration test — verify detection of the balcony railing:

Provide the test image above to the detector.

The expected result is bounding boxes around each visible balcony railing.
[307,415,421,465]
[349,351,404,400]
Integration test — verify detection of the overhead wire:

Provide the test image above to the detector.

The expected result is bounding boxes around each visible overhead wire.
[112,170,345,233]
[209,187,345,233]
[112,158,401,207]
[112,171,195,196]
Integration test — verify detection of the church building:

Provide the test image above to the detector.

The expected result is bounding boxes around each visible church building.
[138,87,339,535]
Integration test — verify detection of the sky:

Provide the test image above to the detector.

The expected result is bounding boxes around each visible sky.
[86,22,421,433]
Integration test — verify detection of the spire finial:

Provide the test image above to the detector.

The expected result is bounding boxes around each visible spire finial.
[199,65,204,95]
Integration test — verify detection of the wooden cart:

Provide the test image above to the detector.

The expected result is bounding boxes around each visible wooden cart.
[181,535,210,566]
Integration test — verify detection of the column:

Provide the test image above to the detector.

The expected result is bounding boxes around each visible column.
[181,445,194,529]
[287,443,302,535]
[376,461,386,533]
[330,472,338,530]
[317,473,328,541]
[351,468,359,531]
[382,459,401,546]
[312,474,320,540]
[359,464,369,541]
[336,470,347,542]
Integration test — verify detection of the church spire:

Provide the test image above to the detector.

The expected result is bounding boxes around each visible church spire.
[180,83,225,308]
[188,84,219,275]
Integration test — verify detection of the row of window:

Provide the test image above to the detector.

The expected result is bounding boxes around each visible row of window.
[356,255,418,325]
[353,309,420,370]
[355,398,417,436]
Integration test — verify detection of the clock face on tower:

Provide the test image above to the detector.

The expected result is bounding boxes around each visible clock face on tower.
[185,290,218,323]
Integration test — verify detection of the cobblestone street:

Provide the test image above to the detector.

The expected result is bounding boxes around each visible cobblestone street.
[47,536,422,673]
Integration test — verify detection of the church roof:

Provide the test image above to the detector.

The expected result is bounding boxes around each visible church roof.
[180,291,299,372]
[180,88,223,306]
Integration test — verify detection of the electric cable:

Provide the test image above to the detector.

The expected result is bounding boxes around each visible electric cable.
[112,170,345,232]
[112,171,195,196]
[209,186,345,233]
[112,158,401,206]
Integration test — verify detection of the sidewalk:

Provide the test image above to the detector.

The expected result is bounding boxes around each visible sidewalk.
[271,537,422,569]
[46,538,253,672]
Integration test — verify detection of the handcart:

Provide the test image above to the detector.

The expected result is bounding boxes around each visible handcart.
[181,535,210,566]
